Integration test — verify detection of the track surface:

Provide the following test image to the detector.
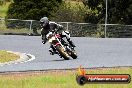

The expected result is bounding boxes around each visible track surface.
[0,35,132,72]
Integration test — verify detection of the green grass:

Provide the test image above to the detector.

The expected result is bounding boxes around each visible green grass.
[0,50,19,63]
[0,67,132,88]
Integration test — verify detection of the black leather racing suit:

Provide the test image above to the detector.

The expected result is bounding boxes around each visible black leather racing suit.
[41,21,63,44]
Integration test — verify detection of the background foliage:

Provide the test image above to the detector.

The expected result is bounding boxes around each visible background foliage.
[6,0,62,20]
[1,0,132,38]
[83,0,132,24]
[51,1,87,22]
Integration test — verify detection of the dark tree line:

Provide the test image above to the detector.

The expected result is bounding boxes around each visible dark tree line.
[83,0,132,24]
[6,0,62,20]
[6,0,132,24]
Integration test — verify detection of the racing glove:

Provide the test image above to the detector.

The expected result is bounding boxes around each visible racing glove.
[42,39,47,44]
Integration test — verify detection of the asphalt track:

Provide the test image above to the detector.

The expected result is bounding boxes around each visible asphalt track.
[0,35,132,72]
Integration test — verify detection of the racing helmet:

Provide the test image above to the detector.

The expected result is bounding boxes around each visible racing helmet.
[40,17,49,27]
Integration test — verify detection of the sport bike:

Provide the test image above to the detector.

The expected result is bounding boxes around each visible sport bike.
[46,31,77,60]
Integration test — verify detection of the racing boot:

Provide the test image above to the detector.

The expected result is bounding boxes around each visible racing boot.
[49,46,58,55]
[49,48,54,55]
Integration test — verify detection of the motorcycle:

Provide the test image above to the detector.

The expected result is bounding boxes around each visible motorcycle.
[46,31,77,60]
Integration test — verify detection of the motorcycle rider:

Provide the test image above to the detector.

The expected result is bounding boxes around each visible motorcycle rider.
[40,17,75,55]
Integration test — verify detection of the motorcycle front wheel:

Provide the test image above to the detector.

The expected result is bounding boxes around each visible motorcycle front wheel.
[56,45,70,60]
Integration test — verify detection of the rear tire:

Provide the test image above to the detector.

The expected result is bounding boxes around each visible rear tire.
[56,45,70,60]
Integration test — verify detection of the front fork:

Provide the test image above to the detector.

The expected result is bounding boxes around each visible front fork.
[55,36,66,51]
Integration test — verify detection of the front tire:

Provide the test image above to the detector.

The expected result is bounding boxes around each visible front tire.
[56,45,70,60]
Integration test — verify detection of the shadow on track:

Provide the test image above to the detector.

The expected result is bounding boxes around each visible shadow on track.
[43,59,68,62]
[43,57,78,62]
[52,57,79,62]
[52,59,66,61]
